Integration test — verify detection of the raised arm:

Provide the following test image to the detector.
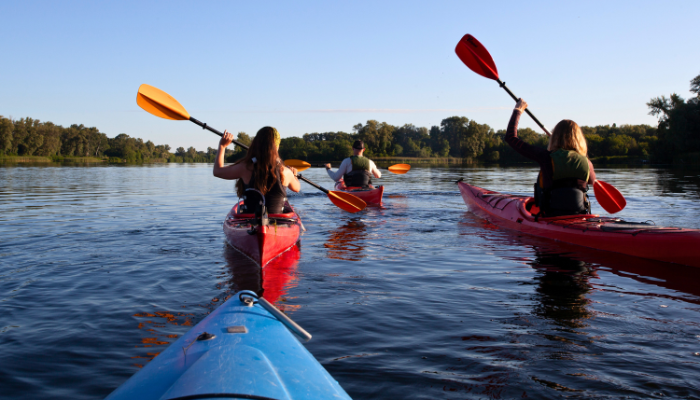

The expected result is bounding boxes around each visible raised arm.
[504,99,550,164]
[213,130,247,180]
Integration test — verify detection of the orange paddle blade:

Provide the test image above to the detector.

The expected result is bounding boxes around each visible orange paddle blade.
[327,191,366,213]
[388,163,411,174]
[284,159,311,172]
[137,84,190,120]
[594,180,626,214]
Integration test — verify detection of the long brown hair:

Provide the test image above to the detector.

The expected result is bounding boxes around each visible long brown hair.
[235,126,283,197]
[548,119,588,156]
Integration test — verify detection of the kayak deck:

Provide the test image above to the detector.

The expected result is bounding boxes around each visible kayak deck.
[457,179,700,268]
[223,201,302,267]
[106,291,351,400]
[334,181,384,205]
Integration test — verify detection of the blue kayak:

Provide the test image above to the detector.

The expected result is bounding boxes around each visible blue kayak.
[106,291,351,400]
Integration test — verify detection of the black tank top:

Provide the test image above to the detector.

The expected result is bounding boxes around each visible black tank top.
[242,166,287,214]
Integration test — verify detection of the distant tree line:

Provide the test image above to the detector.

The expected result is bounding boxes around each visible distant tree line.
[0,117,173,162]
[277,116,660,163]
[3,73,697,164]
[0,116,236,163]
[278,73,699,164]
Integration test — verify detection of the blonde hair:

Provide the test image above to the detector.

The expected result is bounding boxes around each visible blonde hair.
[548,119,587,156]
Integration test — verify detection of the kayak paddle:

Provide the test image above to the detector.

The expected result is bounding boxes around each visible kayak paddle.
[136,84,367,213]
[285,159,411,174]
[454,34,626,214]
[455,34,551,136]
[295,173,367,212]
[594,180,626,214]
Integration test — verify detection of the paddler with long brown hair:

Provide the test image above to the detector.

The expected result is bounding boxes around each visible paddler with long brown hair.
[213,127,300,214]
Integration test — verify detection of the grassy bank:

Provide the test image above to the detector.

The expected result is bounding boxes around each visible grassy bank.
[1,155,107,163]
[0,156,179,164]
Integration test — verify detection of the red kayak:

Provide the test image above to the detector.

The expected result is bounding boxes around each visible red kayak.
[223,201,302,267]
[457,179,700,268]
[334,181,384,205]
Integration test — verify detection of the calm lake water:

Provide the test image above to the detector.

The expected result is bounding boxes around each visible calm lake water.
[1,163,700,399]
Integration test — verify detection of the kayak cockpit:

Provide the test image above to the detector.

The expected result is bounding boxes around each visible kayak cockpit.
[227,201,299,226]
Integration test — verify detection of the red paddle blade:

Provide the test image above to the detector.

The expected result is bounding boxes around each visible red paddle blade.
[455,34,499,81]
[594,180,627,214]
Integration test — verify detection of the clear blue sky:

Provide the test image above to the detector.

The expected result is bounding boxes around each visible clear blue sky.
[1,1,698,151]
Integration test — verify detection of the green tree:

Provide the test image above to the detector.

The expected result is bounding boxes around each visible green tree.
[34,122,62,156]
[187,146,198,160]
[0,116,14,155]
[436,116,469,157]
[647,73,700,162]
[354,120,395,156]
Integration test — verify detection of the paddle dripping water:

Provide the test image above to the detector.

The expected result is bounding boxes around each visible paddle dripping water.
[1,164,700,399]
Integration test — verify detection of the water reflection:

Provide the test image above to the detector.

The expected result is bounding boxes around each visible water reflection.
[222,244,301,307]
[130,310,194,368]
[523,238,700,304]
[529,249,594,330]
[653,167,700,197]
[325,219,367,261]
[222,245,263,296]
[461,211,700,303]
[261,246,301,308]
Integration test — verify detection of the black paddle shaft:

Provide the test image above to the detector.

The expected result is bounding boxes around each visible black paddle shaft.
[296,174,329,194]
[189,116,250,149]
[189,117,330,194]
[310,163,394,171]
[496,79,551,136]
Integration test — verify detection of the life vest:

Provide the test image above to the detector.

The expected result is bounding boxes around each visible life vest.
[343,156,372,187]
[240,165,287,214]
[534,149,591,217]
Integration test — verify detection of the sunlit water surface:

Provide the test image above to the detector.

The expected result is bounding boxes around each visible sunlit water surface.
[1,163,700,399]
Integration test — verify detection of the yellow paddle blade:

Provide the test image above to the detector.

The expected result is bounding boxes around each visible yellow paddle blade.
[136,84,190,120]
[388,163,411,174]
[327,191,366,213]
[284,159,311,172]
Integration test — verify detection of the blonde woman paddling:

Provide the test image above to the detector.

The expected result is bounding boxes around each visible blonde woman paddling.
[506,99,596,217]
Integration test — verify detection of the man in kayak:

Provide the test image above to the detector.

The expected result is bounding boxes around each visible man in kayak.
[324,140,382,188]
[213,127,300,214]
[507,99,596,217]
